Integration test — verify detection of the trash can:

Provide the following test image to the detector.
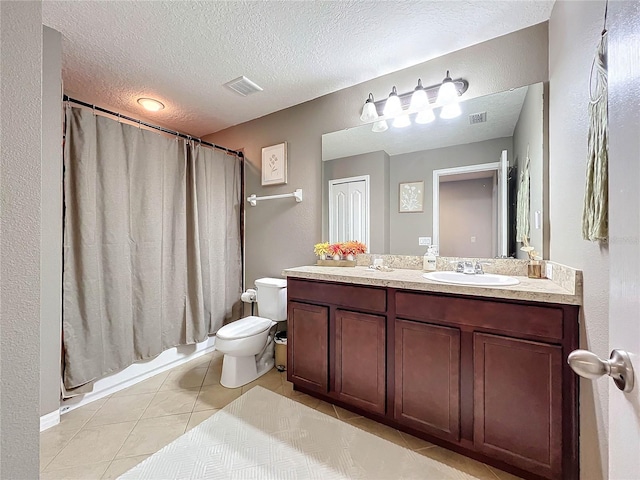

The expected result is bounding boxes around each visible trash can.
[274,331,287,372]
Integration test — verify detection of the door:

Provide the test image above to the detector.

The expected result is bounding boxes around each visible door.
[607,4,640,477]
[287,301,329,393]
[395,319,460,442]
[328,175,369,246]
[497,149,508,257]
[334,310,386,414]
[474,333,563,479]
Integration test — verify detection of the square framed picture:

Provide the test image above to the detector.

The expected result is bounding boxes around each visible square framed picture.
[399,181,424,212]
[261,142,288,186]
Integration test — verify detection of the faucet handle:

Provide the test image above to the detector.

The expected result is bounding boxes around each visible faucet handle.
[474,260,491,274]
[450,260,465,273]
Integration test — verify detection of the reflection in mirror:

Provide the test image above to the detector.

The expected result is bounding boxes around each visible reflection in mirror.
[322,83,545,259]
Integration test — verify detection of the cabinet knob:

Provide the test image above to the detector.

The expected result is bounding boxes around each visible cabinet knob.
[568,349,635,393]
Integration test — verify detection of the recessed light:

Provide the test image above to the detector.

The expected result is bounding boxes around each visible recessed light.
[137,98,165,112]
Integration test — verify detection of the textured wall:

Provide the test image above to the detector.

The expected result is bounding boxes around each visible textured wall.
[206,23,549,286]
[0,1,43,477]
[549,1,609,478]
[41,25,63,417]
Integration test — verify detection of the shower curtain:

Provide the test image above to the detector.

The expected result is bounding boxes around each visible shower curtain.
[62,106,242,390]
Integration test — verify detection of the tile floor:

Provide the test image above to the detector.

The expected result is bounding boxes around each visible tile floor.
[41,351,521,479]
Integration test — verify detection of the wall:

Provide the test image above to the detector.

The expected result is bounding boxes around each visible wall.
[549,1,609,478]
[41,25,63,418]
[323,151,390,253]
[513,82,544,259]
[0,1,43,477]
[439,178,494,257]
[205,23,549,286]
[390,137,512,255]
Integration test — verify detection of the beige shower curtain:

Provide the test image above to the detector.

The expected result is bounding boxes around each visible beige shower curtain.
[63,106,241,390]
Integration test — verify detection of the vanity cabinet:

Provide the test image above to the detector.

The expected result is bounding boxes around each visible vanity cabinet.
[286,277,579,480]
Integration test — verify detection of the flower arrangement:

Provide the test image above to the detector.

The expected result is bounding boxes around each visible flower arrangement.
[314,241,367,261]
[313,242,330,257]
[521,237,543,278]
[520,237,541,261]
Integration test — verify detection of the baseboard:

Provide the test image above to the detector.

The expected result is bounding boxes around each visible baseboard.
[60,336,216,415]
[40,409,60,432]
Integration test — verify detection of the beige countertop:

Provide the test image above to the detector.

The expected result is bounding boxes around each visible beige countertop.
[282,265,582,306]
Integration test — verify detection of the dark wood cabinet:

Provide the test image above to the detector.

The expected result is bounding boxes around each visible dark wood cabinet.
[474,333,563,479]
[334,309,386,414]
[286,277,579,480]
[395,320,460,442]
[287,301,329,393]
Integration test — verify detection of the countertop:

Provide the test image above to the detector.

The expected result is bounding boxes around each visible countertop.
[282,265,582,306]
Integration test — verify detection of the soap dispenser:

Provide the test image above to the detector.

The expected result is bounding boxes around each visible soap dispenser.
[423,246,437,271]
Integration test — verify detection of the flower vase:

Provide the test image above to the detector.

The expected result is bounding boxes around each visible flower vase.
[345,254,355,261]
[319,254,327,260]
[333,254,341,261]
[528,260,542,279]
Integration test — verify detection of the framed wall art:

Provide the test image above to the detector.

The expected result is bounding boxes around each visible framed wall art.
[399,181,424,212]
[261,142,288,186]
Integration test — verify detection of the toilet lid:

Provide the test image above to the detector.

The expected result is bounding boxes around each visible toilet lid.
[216,316,274,340]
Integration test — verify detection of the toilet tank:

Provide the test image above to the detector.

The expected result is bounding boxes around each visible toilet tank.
[254,277,287,321]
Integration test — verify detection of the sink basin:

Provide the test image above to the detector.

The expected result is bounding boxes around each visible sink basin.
[423,271,520,287]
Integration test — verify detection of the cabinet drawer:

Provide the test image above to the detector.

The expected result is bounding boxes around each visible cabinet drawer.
[288,278,386,313]
[396,291,563,340]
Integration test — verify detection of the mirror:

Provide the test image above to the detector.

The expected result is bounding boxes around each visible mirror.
[322,83,545,259]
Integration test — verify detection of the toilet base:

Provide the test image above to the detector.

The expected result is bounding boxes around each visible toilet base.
[220,338,275,389]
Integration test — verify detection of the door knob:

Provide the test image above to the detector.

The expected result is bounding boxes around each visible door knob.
[568,349,635,393]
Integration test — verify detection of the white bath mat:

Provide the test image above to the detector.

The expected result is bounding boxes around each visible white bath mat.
[119,386,480,479]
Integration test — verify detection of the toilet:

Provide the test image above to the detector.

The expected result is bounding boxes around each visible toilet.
[215,277,287,388]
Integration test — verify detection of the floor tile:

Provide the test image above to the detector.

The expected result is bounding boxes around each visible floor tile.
[186,409,219,431]
[487,465,524,480]
[40,420,86,459]
[399,430,435,450]
[115,413,190,458]
[86,393,155,427]
[193,384,241,411]
[41,461,111,480]
[315,400,338,418]
[334,404,362,421]
[111,371,170,397]
[46,421,136,470]
[141,388,199,418]
[415,445,497,479]
[240,368,283,393]
[41,454,55,472]
[290,392,321,409]
[159,366,207,391]
[201,361,223,386]
[346,416,407,447]
[101,455,149,479]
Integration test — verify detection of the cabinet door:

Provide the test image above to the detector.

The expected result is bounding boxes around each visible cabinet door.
[334,310,386,415]
[474,333,562,479]
[287,301,329,393]
[395,319,460,442]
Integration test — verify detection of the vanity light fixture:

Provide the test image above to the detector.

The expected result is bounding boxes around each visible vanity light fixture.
[360,72,468,130]
[371,120,389,132]
[137,97,165,112]
[360,93,379,122]
[392,114,411,128]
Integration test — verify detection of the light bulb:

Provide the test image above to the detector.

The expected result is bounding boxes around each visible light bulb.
[360,93,379,122]
[415,108,435,124]
[436,71,459,106]
[371,120,388,133]
[392,114,411,128]
[137,98,165,111]
[383,86,403,117]
[440,103,462,119]
[409,79,428,111]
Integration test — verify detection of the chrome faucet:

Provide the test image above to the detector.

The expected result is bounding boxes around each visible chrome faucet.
[455,260,490,275]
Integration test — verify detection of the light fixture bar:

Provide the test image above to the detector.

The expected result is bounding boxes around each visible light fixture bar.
[372,78,468,117]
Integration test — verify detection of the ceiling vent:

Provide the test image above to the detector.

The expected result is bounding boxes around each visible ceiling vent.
[469,112,487,125]
[224,76,263,96]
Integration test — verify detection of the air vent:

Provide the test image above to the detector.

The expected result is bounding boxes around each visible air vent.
[469,112,487,124]
[224,76,263,96]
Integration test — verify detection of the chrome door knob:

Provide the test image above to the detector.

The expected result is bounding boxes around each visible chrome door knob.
[568,349,635,393]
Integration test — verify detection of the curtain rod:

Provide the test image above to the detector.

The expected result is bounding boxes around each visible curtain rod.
[63,95,243,158]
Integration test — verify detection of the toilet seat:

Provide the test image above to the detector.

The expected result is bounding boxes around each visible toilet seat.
[216,316,274,340]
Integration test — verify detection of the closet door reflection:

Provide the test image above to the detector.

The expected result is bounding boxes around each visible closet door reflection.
[328,175,369,247]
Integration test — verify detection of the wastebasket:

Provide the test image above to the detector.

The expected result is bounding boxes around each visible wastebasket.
[274,331,287,372]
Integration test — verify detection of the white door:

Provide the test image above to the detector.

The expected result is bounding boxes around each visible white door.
[497,149,508,257]
[328,176,369,247]
[608,4,640,477]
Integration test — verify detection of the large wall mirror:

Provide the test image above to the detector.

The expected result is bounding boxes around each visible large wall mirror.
[322,82,546,259]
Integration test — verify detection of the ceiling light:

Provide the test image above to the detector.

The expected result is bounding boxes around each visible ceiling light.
[436,70,459,106]
[383,86,403,117]
[371,120,388,133]
[440,103,462,119]
[415,109,435,124]
[137,98,165,112]
[392,114,411,128]
[360,93,379,122]
[409,79,428,111]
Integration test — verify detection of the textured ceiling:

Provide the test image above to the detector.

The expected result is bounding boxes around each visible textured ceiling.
[322,86,529,160]
[42,1,554,137]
